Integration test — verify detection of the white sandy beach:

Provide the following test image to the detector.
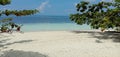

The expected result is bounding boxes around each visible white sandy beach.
[0,31,120,57]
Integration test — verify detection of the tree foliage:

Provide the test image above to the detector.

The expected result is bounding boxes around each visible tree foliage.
[0,0,11,5]
[1,9,39,16]
[115,0,120,2]
[0,0,39,32]
[70,0,120,31]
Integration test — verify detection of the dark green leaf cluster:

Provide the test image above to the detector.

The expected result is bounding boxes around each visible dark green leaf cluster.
[115,0,120,2]
[0,18,13,32]
[0,0,39,32]
[0,0,11,5]
[76,1,89,12]
[70,1,120,31]
[0,18,12,23]
[1,9,39,16]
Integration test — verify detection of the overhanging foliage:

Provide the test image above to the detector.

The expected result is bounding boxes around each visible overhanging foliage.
[0,0,39,32]
[70,1,120,31]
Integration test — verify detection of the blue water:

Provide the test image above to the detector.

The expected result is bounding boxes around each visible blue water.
[1,15,91,32]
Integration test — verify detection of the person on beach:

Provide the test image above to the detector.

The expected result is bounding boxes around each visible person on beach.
[15,24,23,33]
[16,26,21,31]
[10,23,23,33]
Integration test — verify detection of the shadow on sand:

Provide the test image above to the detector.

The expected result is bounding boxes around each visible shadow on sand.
[71,31,120,43]
[0,50,48,57]
[0,39,34,49]
[0,33,34,49]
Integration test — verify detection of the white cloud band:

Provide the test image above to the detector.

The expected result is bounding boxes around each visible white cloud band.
[37,1,49,11]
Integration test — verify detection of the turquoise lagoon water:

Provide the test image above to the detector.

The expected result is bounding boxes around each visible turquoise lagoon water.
[22,23,91,32]
[1,15,91,32]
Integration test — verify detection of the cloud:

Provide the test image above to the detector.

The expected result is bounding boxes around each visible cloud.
[74,3,78,6]
[37,1,49,11]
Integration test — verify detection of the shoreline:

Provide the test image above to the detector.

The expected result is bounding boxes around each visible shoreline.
[21,29,101,33]
[20,29,118,34]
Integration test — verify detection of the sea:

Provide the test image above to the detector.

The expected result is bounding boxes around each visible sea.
[1,15,91,32]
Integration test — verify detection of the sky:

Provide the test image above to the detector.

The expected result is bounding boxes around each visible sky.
[1,0,113,16]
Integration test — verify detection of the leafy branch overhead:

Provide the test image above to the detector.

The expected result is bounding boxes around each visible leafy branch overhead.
[1,9,39,16]
[0,0,39,32]
[70,0,120,31]
[0,0,11,5]
[0,0,39,16]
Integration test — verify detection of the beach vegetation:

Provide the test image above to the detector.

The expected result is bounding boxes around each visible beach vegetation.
[70,0,120,32]
[0,0,39,33]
